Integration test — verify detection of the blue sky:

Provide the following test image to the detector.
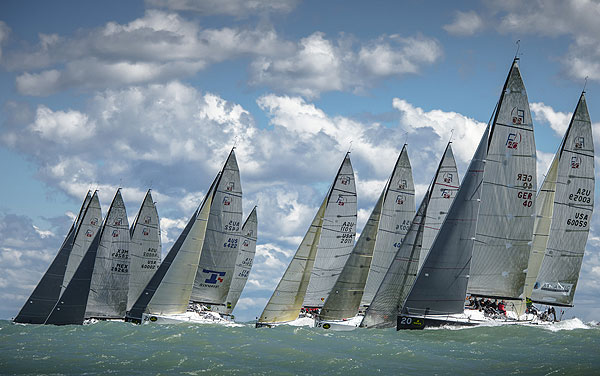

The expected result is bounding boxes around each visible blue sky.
[1,0,600,322]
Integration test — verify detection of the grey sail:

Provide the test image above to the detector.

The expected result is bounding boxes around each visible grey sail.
[62,191,102,294]
[127,190,162,311]
[318,192,383,321]
[45,229,103,325]
[403,124,489,317]
[126,175,218,321]
[467,59,537,300]
[258,153,352,324]
[304,153,357,307]
[224,206,258,314]
[420,145,460,269]
[362,143,458,328]
[531,92,594,307]
[85,189,131,318]
[361,146,415,306]
[14,192,90,324]
[191,149,243,305]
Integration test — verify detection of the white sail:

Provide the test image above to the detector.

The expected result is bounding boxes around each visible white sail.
[361,146,414,306]
[85,189,131,318]
[224,206,258,314]
[144,180,216,315]
[304,154,357,307]
[468,58,537,300]
[531,93,594,306]
[62,191,102,294]
[258,197,327,324]
[127,190,162,311]
[419,145,460,269]
[361,143,458,328]
[191,149,243,305]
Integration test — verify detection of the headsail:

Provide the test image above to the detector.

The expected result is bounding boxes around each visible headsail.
[403,124,489,317]
[361,146,415,306]
[14,191,90,324]
[127,190,162,311]
[126,175,218,321]
[467,58,537,300]
[191,149,243,306]
[85,189,131,319]
[224,206,258,314]
[361,143,459,328]
[303,153,357,307]
[531,92,594,307]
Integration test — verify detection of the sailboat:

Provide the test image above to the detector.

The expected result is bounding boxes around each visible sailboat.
[83,189,131,320]
[222,206,258,316]
[314,146,418,330]
[520,92,594,320]
[127,189,162,312]
[256,153,356,328]
[13,191,100,324]
[398,57,536,329]
[188,149,243,320]
[359,142,459,329]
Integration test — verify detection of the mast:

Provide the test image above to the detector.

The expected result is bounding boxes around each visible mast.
[85,189,131,319]
[361,142,459,328]
[13,192,91,324]
[531,92,594,307]
[224,206,258,314]
[126,174,219,322]
[361,146,415,307]
[127,190,162,311]
[467,58,537,300]
[191,148,243,306]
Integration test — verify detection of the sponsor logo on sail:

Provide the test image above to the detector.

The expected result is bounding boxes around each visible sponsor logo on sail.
[441,189,451,199]
[114,217,123,226]
[398,179,407,190]
[112,229,119,238]
[203,269,226,284]
[571,156,581,169]
[336,194,345,206]
[575,137,584,149]
[340,176,350,185]
[142,227,149,236]
[85,229,94,237]
[396,195,405,205]
[144,215,151,224]
[91,218,99,226]
[511,107,525,124]
[226,181,235,192]
[506,132,521,149]
[223,196,231,206]
[443,173,453,184]
[243,239,249,247]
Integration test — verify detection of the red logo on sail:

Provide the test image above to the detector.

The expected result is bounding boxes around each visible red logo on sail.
[441,189,451,199]
[114,217,122,226]
[337,195,346,206]
[144,215,151,224]
[575,137,584,149]
[506,133,521,149]
[443,173,453,184]
[243,240,249,247]
[396,195,405,205]
[511,108,525,125]
[398,179,407,190]
[142,227,149,236]
[571,156,581,169]
[112,229,119,238]
[85,229,94,237]
[226,182,235,192]
[223,197,231,206]
[340,176,350,185]
[91,218,98,226]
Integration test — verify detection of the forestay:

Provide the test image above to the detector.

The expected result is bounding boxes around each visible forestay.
[468,59,537,300]
[361,147,414,306]
[224,206,258,314]
[304,154,357,307]
[85,189,131,319]
[191,149,243,305]
[361,143,458,328]
[127,190,162,311]
[532,93,594,307]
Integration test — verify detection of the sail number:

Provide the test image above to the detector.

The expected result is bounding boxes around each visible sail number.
[517,191,533,207]
[567,213,588,227]
[242,257,253,267]
[225,220,240,231]
[396,220,410,232]
[111,263,128,273]
[517,173,533,189]
[223,238,238,249]
[112,248,129,259]
[340,233,354,244]
[238,269,250,278]
[569,188,592,203]
[341,221,355,232]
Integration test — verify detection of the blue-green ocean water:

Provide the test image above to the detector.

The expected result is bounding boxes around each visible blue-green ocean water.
[1,319,599,375]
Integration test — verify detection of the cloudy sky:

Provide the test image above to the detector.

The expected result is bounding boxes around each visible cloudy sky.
[1,0,600,322]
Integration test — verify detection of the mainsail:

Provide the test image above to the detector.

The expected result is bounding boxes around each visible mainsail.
[126,174,218,321]
[127,189,162,311]
[531,92,594,307]
[361,146,414,306]
[191,149,243,306]
[361,143,459,328]
[402,124,489,317]
[257,153,354,324]
[85,189,131,319]
[14,191,91,324]
[224,206,258,314]
[303,154,357,307]
[467,58,537,300]
[62,191,102,294]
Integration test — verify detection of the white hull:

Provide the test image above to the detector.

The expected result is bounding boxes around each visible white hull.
[142,311,240,326]
[314,315,362,331]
